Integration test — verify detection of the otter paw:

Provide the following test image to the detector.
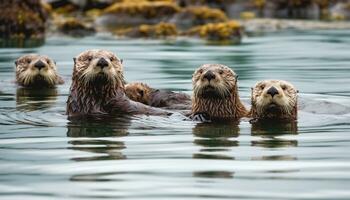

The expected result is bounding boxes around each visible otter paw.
[190,112,211,122]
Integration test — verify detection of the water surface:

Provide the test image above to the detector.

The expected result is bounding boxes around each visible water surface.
[0,30,350,199]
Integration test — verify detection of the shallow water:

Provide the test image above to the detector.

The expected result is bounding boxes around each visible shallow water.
[0,30,350,199]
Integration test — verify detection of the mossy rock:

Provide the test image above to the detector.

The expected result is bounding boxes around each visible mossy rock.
[104,1,180,18]
[329,2,350,21]
[0,0,48,43]
[57,18,96,37]
[53,4,80,15]
[97,1,180,27]
[171,6,228,29]
[115,22,177,38]
[186,20,242,43]
[240,12,256,20]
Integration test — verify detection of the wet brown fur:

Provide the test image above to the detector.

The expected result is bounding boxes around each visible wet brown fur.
[15,54,64,87]
[192,64,248,120]
[250,80,298,121]
[125,82,191,110]
[66,49,169,117]
[125,82,152,105]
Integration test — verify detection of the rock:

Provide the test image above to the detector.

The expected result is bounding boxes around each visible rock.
[115,22,177,38]
[171,6,228,29]
[240,18,350,34]
[96,1,181,28]
[48,0,113,10]
[330,2,350,20]
[50,1,80,15]
[176,0,234,11]
[0,0,49,47]
[57,18,96,37]
[48,0,75,9]
[185,20,243,43]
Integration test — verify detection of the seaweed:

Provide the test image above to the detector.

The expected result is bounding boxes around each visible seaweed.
[186,20,242,42]
[103,1,180,19]
[115,22,177,38]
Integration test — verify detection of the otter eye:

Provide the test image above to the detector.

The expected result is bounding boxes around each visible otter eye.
[27,59,31,64]
[110,57,114,61]
[87,56,92,61]
[198,69,203,74]
[138,89,144,97]
[281,85,287,90]
[260,85,265,90]
[219,70,224,75]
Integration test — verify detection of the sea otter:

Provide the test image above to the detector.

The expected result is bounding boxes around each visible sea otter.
[66,49,169,117]
[125,82,191,110]
[15,54,64,87]
[250,80,298,121]
[191,64,248,121]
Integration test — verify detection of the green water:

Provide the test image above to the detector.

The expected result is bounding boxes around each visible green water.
[0,30,350,199]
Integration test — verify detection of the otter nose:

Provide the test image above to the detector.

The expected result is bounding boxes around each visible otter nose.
[203,70,216,81]
[96,58,109,69]
[34,60,46,70]
[267,86,279,97]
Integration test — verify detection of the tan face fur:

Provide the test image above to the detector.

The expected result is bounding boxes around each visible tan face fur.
[192,64,247,119]
[251,80,298,120]
[15,54,60,87]
[125,82,152,105]
[73,49,124,88]
[192,64,238,99]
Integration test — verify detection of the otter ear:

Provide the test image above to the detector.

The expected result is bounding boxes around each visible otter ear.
[73,57,76,65]
[297,90,299,93]
[251,87,253,91]
[120,59,123,64]
[236,75,239,79]
[54,60,57,65]
[14,60,18,66]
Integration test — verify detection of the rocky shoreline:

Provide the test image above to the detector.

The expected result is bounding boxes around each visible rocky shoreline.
[1,0,350,47]
[240,18,350,34]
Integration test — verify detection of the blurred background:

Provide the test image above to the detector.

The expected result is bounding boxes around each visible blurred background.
[1,0,350,47]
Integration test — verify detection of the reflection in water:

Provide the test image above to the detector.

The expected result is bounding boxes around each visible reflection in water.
[251,120,298,161]
[0,38,45,48]
[67,116,131,183]
[193,171,234,179]
[67,116,131,162]
[16,87,58,111]
[192,122,240,179]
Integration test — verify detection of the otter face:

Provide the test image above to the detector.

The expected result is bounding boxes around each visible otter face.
[252,80,297,119]
[193,64,237,99]
[125,82,151,105]
[15,54,59,87]
[73,49,124,87]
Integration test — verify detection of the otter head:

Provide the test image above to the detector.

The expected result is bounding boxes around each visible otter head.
[193,64,237,100]
[192,64,247,120]
[15,54,61,87]
[125,82,152,105]
[251,80,298,121]
[73,49,124,89]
